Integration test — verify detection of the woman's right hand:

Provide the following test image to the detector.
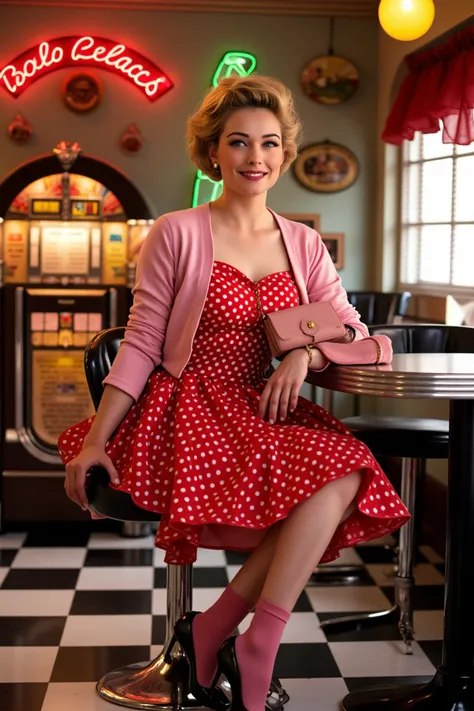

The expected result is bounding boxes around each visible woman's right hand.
[65,444,120,511]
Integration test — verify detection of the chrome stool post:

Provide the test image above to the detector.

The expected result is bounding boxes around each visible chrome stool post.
[395,457,421,655]
[97,563,200,709]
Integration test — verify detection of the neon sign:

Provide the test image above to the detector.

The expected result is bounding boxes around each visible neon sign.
[191,51,257,207]
[0,36,173,101]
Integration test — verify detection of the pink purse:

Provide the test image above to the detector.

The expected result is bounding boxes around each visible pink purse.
[316,335,393,367]
[260,301,346,358]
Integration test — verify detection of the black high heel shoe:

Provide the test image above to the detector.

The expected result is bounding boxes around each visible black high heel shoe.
[173,611,230,711]
[215,636,249,711]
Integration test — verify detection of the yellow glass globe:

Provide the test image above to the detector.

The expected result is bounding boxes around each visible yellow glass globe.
[379,0,435,41]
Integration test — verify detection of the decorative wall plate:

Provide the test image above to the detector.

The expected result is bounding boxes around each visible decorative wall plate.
[301,55,359,104]
[62,72,103,112]
[294,141,359,193]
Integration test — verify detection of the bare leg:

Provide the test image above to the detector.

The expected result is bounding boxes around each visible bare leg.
[230,522,283,603]
[261,470,362,608]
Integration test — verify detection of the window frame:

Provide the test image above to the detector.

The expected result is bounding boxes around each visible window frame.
[397,134,474,299]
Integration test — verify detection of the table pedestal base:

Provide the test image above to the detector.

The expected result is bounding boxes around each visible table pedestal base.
[342,668,474,710]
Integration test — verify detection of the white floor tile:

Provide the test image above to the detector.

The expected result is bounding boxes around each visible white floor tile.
[88,532,156,549]
[367,563,444,587]
[306,586,392,613]
[0,589,74,616]
[150,644,164,659]
[152,587,225,615]
[414,610,444,640]
[0,568,8,586]
[195,548,228,567]
[225,565,242,582]
[0,533,26,549]
[280,678,349,711]
[321,547,364,567]
[153,549,167,568]
[61,614,151,646]
[11,547,87,569]
[419,545,444,564]
[76,566,154,590]
[329,640,436,677]
[42,682,114,710]
[238,612,326,643]
[0,646,57,682]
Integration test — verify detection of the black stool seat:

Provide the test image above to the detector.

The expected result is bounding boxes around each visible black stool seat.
[86,466,160,522]
[343,416,449,459]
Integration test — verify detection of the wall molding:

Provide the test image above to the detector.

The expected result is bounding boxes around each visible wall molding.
[0,0,379,17]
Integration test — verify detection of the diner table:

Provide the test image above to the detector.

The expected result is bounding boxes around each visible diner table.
[307,353,474,711]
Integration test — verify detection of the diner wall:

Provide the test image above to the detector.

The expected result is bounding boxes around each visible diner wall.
[0,6,378,290]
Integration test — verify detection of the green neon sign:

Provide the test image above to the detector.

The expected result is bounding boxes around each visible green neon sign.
[191,51,257,208]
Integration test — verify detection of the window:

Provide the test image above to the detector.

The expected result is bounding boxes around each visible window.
[400,132,474,292]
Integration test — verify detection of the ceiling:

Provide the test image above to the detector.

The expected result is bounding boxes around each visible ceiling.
[0,0,380,17]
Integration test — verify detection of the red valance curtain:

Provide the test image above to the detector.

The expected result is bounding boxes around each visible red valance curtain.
[382,23,474,146]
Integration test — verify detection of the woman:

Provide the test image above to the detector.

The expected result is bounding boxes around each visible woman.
[60,75,409,711]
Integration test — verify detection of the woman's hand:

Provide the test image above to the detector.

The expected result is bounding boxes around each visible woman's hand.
[258,349,311,423]
[65,444,119,511]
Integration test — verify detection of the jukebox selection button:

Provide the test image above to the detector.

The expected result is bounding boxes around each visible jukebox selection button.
[59,329,73,348]
[44,332,59,347]
[32,332,44,347]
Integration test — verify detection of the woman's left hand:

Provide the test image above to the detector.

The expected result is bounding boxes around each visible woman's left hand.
[258,349,309,424]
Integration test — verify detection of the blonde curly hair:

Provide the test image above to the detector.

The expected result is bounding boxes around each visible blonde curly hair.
[187,74,302,180]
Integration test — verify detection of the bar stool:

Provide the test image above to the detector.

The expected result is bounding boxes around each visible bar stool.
[319,324,474,654]
[83,327,290,710]
[312,291,411,585]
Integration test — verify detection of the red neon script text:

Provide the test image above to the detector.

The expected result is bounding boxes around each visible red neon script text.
[0,36,173,101]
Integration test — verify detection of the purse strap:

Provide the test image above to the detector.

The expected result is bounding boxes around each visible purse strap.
[254,286,267,321]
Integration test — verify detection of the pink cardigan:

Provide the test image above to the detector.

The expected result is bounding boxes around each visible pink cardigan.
[104,203,368,401]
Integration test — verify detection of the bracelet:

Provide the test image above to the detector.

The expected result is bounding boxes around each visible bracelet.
[374,339,382,364]
[305,344,313,366]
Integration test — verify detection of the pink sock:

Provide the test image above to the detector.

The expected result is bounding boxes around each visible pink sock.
[193,585,254,687]
[235,598,290,711]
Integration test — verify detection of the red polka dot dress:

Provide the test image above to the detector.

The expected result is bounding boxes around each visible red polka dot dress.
[59,261,410,564]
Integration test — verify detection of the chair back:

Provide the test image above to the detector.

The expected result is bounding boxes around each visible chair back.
[369,324,474,354]
[84,327,125,410]
[347,291,411,326]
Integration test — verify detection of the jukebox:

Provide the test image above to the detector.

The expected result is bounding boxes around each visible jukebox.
[0,142,153,525]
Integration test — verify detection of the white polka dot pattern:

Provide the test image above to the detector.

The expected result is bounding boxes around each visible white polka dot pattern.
[58,261,410,564]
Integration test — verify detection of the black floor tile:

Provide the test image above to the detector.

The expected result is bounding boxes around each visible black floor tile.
[293,590,313,612]
[319,612,402,643]
[0,549,18,567]
[434,563,445,576]
[356,545,428,565]
[50,646,151,682]
[70,590,152,615]
[151,615,167,645]
[225,551,249,565]
[192,567,229,588]
[274,643,340,678]
[1,568,79,590]
[380,585,445,610]
[418,640,443,668]
[0,683,47,711]
[309,566,376,587]
[344,676,434,693]
[84,549,153,566]
[154,568,167,588]
[0,617,66,646]
[24,526,90,547]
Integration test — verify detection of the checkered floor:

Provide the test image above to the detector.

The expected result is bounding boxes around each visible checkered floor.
[0,525,445,711]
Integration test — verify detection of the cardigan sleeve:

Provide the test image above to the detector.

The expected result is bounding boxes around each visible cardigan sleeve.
[102,216,175,401]
[307,231,369,341]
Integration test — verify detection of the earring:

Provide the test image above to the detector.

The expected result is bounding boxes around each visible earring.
[213,162,219,171]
